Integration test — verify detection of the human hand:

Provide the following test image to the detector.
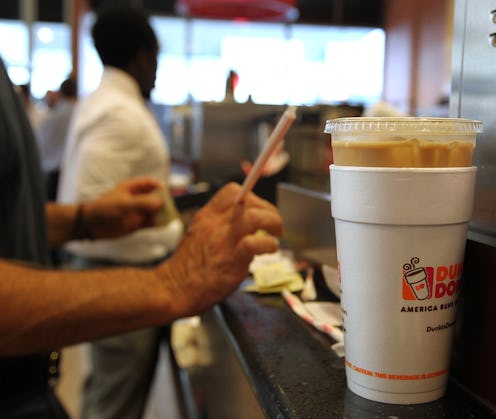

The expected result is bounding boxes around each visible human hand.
[157,182,283,317]
[83,177,165,239]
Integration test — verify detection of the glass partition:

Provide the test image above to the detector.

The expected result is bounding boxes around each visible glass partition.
[1,13,384,106]
[79,14,385,106]
[31,21,71,97]
[0,19,29,85]
[0,19,70,98]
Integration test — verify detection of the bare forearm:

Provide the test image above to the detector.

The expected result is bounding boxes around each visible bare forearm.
[45,178,165,248]
[45,203,79,247]
[0,259,174,355]
[3,183,283,356]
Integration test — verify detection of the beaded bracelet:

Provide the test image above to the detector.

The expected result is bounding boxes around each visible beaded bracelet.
[75,204,95,240]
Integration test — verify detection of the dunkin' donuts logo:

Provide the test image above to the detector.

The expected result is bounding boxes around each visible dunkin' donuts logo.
[402,257,463,301]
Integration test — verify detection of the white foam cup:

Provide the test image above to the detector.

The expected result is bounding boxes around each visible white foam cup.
[330,165,476,404]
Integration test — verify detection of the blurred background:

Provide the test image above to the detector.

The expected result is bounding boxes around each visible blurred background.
[0,0,453,193]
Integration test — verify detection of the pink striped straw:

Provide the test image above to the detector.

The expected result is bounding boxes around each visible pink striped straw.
[235,106,297,204]
[281,288,344,343]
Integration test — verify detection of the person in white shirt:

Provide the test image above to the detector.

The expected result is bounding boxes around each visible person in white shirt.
[37,77,77,201]
[57,5,183,419]
[16,83,49,135]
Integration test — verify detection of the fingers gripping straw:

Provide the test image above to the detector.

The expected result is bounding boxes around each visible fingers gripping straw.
[325,117,482,405]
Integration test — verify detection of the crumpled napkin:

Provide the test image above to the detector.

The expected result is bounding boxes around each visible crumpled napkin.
[243,250,304,294]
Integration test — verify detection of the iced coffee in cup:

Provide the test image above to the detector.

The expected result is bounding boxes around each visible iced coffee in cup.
[325,117,482,404]
[326,117,479,167]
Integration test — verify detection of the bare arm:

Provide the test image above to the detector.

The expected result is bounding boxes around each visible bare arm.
[0,260,171,354]
[46,177,164,247]
[1,183,283,355]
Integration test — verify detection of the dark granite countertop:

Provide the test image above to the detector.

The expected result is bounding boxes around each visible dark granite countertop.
[216,281,496,418]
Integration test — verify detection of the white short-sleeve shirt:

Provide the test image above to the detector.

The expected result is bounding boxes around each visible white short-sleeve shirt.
[58,67,183,263]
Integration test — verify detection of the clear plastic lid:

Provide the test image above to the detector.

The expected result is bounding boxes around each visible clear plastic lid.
[324,117,483,135]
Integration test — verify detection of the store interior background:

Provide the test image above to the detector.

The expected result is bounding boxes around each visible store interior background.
[3,1,494,418]
[0,0,453,194]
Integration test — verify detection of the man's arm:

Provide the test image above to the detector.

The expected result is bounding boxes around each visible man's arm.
[1,183,283,355]
[0,260,168,354]
[46,177,164,247]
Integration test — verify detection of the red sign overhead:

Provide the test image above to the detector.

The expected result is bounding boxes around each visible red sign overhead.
[175,0,299,22]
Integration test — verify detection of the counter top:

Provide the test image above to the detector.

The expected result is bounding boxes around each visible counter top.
[209,281,495,418]
[219,290,346,418]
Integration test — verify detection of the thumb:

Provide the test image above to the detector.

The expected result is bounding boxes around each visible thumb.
[119,177,164,195]
[234,234,280,265]
[122,192,164,214]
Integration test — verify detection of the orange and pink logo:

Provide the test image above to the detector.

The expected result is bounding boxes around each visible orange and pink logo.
[402,257,463,301]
